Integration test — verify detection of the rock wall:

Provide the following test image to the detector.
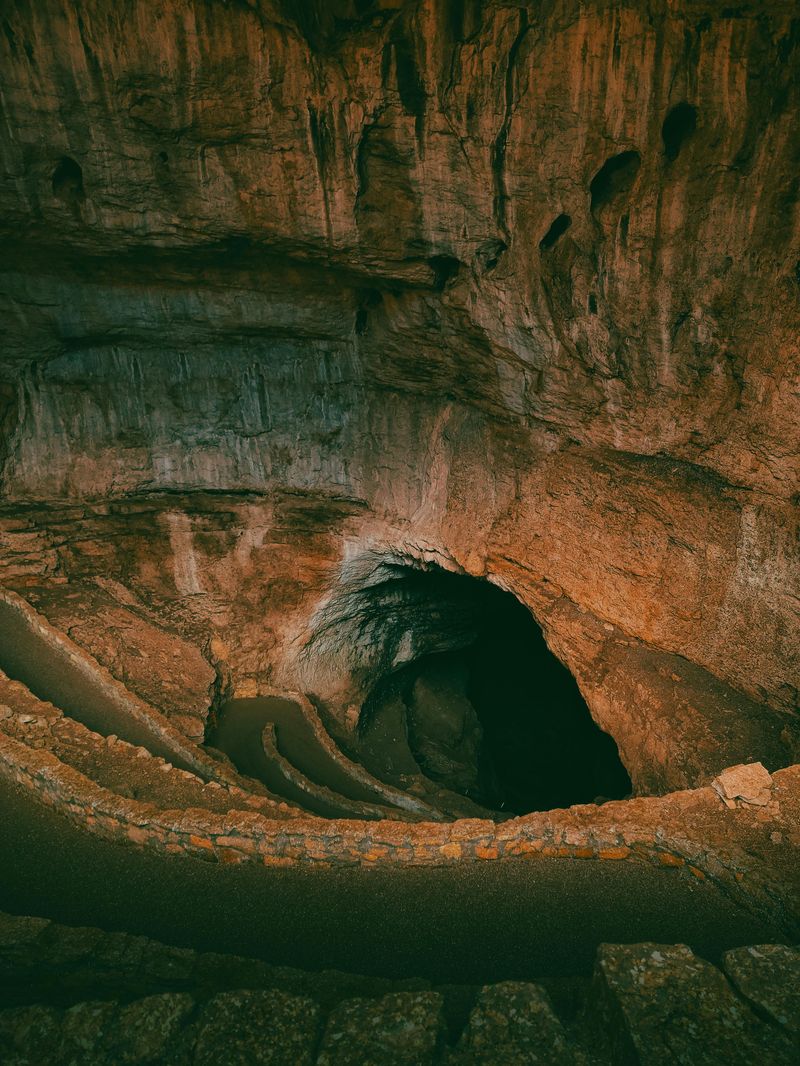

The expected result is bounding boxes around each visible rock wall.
[1,1,798,773]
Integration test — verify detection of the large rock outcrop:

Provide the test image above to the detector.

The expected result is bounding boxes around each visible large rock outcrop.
[0,1,798,792]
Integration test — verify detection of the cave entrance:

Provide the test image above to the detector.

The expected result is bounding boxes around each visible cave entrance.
[357,567,631,815]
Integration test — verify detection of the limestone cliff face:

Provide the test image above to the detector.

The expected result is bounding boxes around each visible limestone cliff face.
[0,2,798,781]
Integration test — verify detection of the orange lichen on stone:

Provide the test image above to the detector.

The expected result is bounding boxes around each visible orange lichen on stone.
[474,844,499,860]
[218,849,243,864]
[598,847,632,860]
[658,852,685,867]
[189,834,213,849]
[362,847,392,862]
[262,855,295,868]
[214,835,251,849]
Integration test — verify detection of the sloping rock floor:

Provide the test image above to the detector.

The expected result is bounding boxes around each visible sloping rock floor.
[0,911,797,1065]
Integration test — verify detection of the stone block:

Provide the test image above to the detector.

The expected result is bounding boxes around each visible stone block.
[317,991,445,1065]
[452,981,574,1065]
[589,942,795,1065]
[722,944,800,1039]
[0,1005,63,1065]
[711,763,773,808]
[106,993,195,1063]
[187,988,320,1066]
[0,992,194,1065]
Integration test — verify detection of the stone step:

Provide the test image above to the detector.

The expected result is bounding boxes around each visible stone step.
[0,910,435,1013]
[317,990,446,1065]
[721,943,800,1039]
[444,981,576,1065]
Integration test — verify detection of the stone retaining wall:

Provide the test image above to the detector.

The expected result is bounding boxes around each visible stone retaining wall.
[0,911,797,1065]
[0,588,260,791]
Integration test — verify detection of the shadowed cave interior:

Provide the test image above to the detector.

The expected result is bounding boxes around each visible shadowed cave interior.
[350,567,632,815]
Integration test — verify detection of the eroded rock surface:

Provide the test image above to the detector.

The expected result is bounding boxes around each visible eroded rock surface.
[0,0,797,781]
[317,991,446,1066]
[722,944,800,1040]
[448,981,574,1065]
[590,942,796,1065]
[0,4,798,1056]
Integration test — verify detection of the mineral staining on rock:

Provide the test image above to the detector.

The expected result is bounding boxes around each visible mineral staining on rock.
[1,0,798,757]
[0,1,798,1061]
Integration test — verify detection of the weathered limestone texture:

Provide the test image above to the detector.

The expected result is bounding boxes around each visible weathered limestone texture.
[722,944,800,1042]
[0,0,797,769]
[589,942,796,1064]
[449,981,574,1065]
[0,7,798,1053]
[316,991,446,1066]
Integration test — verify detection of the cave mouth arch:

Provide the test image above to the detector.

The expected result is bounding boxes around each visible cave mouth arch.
[350,564,632,815]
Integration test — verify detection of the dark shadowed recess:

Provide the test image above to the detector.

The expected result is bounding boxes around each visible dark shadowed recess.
[662,102,698,161]
[359,569,632,814]
[51,156,84,204]
[278,0,403,50]
[539,213,572,250]
[589,151,641,214]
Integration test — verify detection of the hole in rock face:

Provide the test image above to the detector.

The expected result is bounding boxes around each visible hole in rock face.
[355,288,382,335]
[475,238,506,273]
[539,213,572,250]
[662,102,697,161]
[428,254,461,290]
[51,156,85,204]
[589,151,640,214]
[357,566,631,814]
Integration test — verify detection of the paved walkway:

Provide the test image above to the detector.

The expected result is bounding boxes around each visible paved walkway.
[0,778,786,983]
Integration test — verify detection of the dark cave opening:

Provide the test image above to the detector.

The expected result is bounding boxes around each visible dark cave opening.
[589,150,641,214]
[357,568,631,815]
[51,156,84,204]
[662,102,698,161]
[539,212,572,250]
